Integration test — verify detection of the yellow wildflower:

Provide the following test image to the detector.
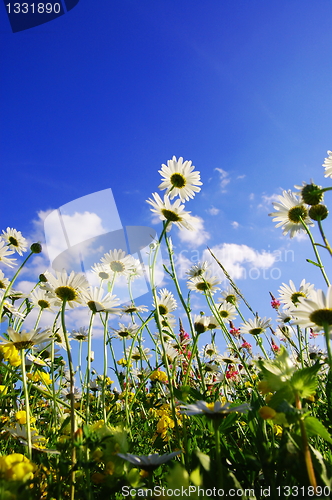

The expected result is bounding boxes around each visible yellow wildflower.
[0,453,35,482]
[15,411,35,425]
[0,385,8,395]
[274,425,283,437]
[0,345,21,367]
[156,415,175,440]
[150,370,168,383]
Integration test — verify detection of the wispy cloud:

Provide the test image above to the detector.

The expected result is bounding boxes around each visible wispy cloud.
[202,243,276,281]
[206,207,220,216]
[215,168,230,192]
[258,193,280,210]
[177,215,210,248]
[231,221,239,229]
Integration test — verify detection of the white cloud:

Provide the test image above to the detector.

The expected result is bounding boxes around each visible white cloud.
[231,221,239,229]
[207,207,220,216]
[249,193,255,201]
[177,216,210,248]
[258,193,280,210]
[237,174,246,179]
[202,243,276,281]
[215,168,230,191]
[174,252,192,280]
[292,231,308,242]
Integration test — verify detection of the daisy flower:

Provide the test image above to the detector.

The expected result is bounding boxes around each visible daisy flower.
[219,286,240,305]
[205,315,221,330]
[42,269,89,308]
[159,343,182,363]
[0,240,16,268]
[323,150,332,178]
[70,327,89,341]
[293,286,332,330]
[82,286,121,314]
[100,249,135,276]
[91,263,112,281]
[112,322,139,340]
[216,302,237,321]
[0,327,53,350]
[158,156,202,202]
[181,401,249,418]
[269,190,313,238]
[0,270,10,291]
[278,279,314,309]
[187,271,221,294]
[121,303,148,315]
[30,288,60,312]
[154,288,177,316]
[127,346,152,361]
[193,314,210,334]
[146,192,194,230]
[203,343,219,358]
[240,316,271,336]
[1,228,28,256]
[118,451,181,471]
[186,261,210,278]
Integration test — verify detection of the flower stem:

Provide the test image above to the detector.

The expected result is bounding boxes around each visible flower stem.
[300,218,330,286]
[295,393,317,492]
[20,350,32,460]
[60,300,76,500]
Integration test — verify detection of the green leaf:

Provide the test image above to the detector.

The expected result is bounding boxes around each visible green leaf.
[268,385,295,407]
[304,416,332,444]
[195,450,210,471]
[256,347,296,391]
[306,259,322,268]
[289,361,321,398]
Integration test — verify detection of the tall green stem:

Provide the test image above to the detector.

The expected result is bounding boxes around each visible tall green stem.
[20,350,32,460]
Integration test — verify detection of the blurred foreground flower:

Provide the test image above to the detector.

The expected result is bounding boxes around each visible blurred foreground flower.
[118,451,181,471]
[181,400,250,418]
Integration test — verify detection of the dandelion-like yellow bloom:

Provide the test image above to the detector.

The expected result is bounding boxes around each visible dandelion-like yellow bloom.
[150,370,168,383]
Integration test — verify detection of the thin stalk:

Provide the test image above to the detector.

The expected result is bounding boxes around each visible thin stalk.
[60,300,76,500]
[317,217,332,257]
[295,393,317,492]
[323,323,332,369]
[0,250,34,318]
[300,217,330,286]
[85,312,95,424]
[20,350,32,459]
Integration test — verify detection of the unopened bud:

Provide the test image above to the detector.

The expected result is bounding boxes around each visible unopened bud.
[30,242,42,253]
[309,204,328,221]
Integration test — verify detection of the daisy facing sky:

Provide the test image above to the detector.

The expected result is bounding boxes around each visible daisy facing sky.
[158,156,202,202]
[269,190,313,238]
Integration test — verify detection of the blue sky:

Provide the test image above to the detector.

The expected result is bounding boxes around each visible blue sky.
[1,1,332,369]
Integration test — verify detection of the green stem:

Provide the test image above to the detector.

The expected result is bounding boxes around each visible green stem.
[60,300,76,500]
[300,217,330,286]
[323,323,332,369]
[0,251,34,318]
[20,350,32,460]
[317,217,332,257]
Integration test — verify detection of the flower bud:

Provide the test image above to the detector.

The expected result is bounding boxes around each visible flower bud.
[309,204,328,221]
[30,242,42,253]
[301,183,323,205]
[39,274,48,283]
